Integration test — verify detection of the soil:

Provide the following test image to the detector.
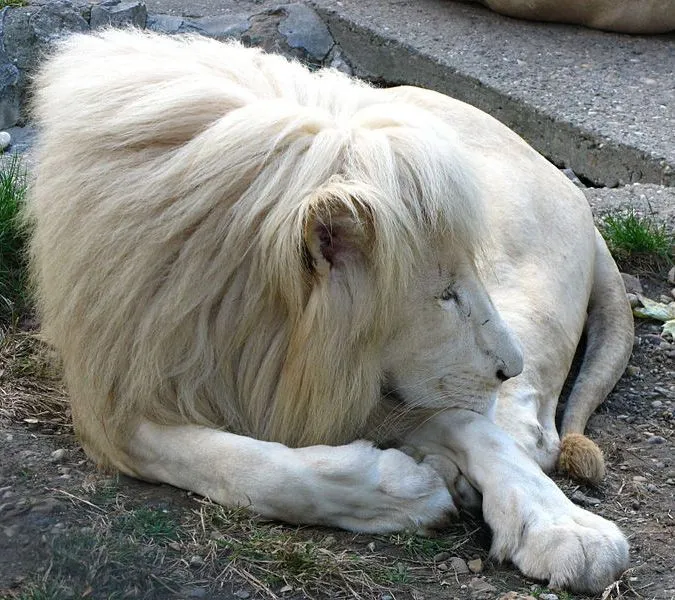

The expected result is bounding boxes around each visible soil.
[0,224,673,600]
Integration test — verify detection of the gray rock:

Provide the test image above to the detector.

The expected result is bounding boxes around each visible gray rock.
[50,448,67,462]
[449,556,470,574]
[2,1,88,126]
[647,435,667,445]
[571,490,601,506]
[0,130,10,151]
[277,3,334,61]
[0,60,20,130]
[189,554,204,568]
[146,13,186,34]
[90,1,147,29]
[469,577,497,598]
[189,15,250,40]
[540,594,559,600]
[621,273,643,295]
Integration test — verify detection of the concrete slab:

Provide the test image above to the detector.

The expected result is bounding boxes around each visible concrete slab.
[141,0,674,188]
[309,0,675,188]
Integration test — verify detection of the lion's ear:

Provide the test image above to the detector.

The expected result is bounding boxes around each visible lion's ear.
[303,196,373,277]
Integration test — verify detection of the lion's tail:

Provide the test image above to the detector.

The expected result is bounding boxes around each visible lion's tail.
[557,229,633,485]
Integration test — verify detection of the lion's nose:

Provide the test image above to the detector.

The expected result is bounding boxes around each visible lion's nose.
[496,369,511,382]
[497,330,523,382]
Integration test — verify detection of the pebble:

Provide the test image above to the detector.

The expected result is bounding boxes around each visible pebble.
[433,551,451,562]
[437,562,448,571]
[621,273,643,294]
[50,449,67,463]
[652,400,663,408]
[367,541,376,552]
[30,498,62,515]
[449,556,470,574]
[0,131,10,151]
[499,594,537,600]
[633,475,647,482]
[647,436,666,445]
[625,292,639,307]
[189,555,204,568]
[540,594,559,600]
[571,490,601,506]
[379,595,393,600]
[234,591,250,599]
[279,586,294,594]
[467,557,483,573]
[625,364,640,377]
[185,588,207,599]
[469,578,497,598]
[668,266,675,285]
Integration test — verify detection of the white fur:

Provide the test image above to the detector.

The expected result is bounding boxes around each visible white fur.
[27,31,633,593]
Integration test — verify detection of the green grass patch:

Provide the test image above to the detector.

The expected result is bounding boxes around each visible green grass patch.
[0,154,29,328]
[0,1,28,8]
[600,209,673,271]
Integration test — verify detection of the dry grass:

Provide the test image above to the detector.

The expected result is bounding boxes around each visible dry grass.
[0,330,69,429]
[10,476,489,600]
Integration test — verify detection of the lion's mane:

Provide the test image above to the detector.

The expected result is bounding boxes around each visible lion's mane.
[27,30,485,471]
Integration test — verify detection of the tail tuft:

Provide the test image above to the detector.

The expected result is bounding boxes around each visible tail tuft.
[558,433,605,485]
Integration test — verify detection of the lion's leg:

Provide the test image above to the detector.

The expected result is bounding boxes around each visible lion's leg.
[404,409,628,593]
[125,420,454,533]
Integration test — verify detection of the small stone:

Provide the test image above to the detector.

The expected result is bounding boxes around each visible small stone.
[0,131,11,151]
[467,557,483,573]
[30,498,62,515]
[540,594,559,600]
[571,490,601,506]
[668,266,675,285]
[621,273,643,295]
[189,555,204,568]
[469,577,497,598]
[186,588,207,599]
[279,585,293,594]
[625,365,640,377]
[50,449,67,462]
[379,595,393,600]
[666,478,674,485]
[168,541,181,551]
[367,541,376,552]
[433,551,451,562]
[652,400,663,408]
[645,483,658,493]
[647,436,666,445]
[449,556,470,574]
[633,475,647,482]
[234,591,250,599]
[437,562,448,571]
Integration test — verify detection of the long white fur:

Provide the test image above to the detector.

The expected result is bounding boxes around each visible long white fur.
[27,30,633,593]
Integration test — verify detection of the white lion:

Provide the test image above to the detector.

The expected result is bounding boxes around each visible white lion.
[27,30,633,593]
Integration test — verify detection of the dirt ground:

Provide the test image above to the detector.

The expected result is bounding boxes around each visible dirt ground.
[0,264,673,600]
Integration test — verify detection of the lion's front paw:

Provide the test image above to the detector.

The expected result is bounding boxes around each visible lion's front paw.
[314,443,456,534]
[502,505,629,593]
